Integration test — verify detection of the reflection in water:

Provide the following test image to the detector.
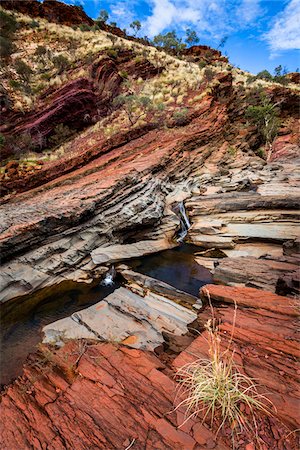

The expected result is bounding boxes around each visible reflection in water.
[130,244,212,296]
[0,281,117,386]
[1,245,212,386]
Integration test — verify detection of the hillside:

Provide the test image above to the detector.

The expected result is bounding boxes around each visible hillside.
[0,3,299,450]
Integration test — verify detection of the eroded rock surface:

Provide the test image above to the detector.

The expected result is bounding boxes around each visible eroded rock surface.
[0,341,230,450]
[43,286,197,350]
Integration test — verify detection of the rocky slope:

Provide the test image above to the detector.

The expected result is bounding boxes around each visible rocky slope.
[1,284,299,450]
[0,4,299,449]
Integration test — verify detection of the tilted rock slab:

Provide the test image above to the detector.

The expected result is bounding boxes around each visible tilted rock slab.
[0,341,230,450]
[91,239,176,265]
[43,286,197,350]
[213,256,299,293]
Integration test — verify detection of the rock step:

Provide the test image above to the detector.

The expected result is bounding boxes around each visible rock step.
[212,256,299,294]
[43,286,197,350]
[0,341,230,450]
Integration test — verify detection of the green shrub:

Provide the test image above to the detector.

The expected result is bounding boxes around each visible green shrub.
[9,79,21,90]
[113,94,153,126]
[256,70,272,81]
[0,10,18,60]
[0,36,14,60]
[15,59,33,83]
[97,10,109,23]
[52,54,69,73]
[198,60,207,69]
[79,23,91,32]
[204,68,214,82]
[107,48,118,59]
[107,33,118,47]
[173,108,189,126]
[29,20,40,29]
[41,72,51,80]
[119,70,128,79]
[35,45,47,58]
[256,147,266,159]
[49,124,73,146]
[246,95,280,160]
[0,10,18,38]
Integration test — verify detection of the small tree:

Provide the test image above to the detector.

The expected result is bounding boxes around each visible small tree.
[113,94,152,126]
[35,45,47,59]
[246,95,280,161]
[49,124,73,146]
[204,67,214,83]
[97,9,109,23]
[217,36,228,49]
[273,65,288,85]
[52,54,69,74]
[0,10,18,38]
[130,20,141,37]
[185,29,199,46]
[0,36,14,60]
[153,31,186,54]
[256,70,272,81]
[0,10,18,60]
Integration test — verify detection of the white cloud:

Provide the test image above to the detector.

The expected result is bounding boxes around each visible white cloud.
[239,0,261,24]
[143,0,263,39]
[264,0,300,53]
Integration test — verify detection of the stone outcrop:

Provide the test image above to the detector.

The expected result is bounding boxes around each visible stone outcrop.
[1,0,94,27]
[0,341,232,450]
[1,51,161,161]
[213,256,299,293]
[42,286,197,349]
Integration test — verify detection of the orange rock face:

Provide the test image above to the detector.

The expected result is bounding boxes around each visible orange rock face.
[0,341,230,450]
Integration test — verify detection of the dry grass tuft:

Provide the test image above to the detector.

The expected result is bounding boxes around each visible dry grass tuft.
[174,295,273,442]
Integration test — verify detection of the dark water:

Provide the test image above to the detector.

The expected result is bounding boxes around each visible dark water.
[0,280,118,386]
[0,245,212,386]
[130,244,212,296]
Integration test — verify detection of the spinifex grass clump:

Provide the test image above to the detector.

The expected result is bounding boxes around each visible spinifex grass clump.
[174,301,272,440]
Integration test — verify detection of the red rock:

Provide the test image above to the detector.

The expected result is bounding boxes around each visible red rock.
[0,341,231,450]
[200,284,298,316]
[1,0,94,27]
[245,443,255,450]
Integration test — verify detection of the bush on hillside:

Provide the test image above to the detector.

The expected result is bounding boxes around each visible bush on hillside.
[172,108,189,126]
[113,94,153,126]
[15,59,33,83]
[52,54,69,73]
[0,10,18,60]
[49,124,73,146]
[246,95,280,160]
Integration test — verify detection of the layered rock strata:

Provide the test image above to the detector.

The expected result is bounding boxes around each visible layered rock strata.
[42,286,197,350]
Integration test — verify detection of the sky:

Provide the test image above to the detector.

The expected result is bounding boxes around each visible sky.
[63,0,300,74]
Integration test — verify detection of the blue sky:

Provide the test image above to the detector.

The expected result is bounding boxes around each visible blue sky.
[64,0,300,74]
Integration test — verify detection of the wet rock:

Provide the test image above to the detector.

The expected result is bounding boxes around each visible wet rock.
[117,266,200,308]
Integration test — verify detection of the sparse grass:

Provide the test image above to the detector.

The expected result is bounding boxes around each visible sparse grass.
[174,296,273,443]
